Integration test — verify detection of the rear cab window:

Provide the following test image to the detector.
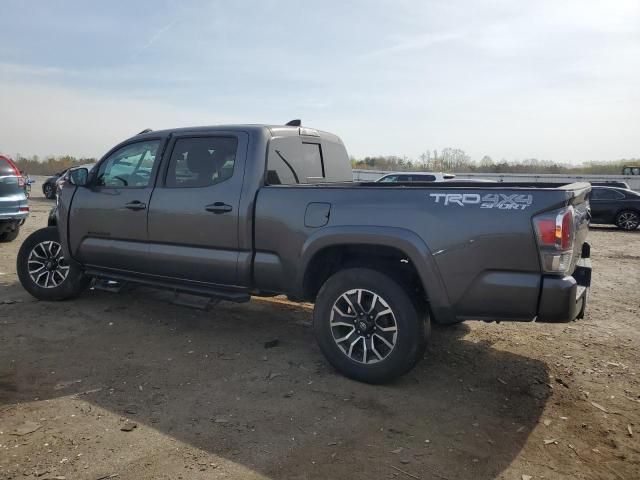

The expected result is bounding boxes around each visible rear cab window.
[0,156,22,195]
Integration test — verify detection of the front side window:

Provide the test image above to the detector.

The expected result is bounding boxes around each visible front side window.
[96,140,161,188]
[379,175,398,182]
[166,137,237,188]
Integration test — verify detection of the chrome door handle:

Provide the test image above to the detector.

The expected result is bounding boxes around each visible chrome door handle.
[125,201,146,210]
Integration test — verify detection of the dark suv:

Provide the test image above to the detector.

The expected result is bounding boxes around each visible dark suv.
[0,154,29,242]
[589,186,640,230]
[42,170,68,199]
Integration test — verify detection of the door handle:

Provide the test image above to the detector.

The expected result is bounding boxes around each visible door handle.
[125,201,146,210]
[205,202,233,214]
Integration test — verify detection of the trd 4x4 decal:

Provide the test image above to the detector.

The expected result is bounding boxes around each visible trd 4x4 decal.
[429,192,533,210]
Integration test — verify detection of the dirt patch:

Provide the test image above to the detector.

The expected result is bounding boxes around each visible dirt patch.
[0,192,639,479]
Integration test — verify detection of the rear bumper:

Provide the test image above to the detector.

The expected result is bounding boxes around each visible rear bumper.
[537,249,592,323]
[0,216,26,233]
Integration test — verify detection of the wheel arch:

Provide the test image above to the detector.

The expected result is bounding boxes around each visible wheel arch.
[296,226,455,324]
[616,206,640,217]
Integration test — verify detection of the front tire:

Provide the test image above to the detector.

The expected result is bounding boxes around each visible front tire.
[313,268,429,384]
[615,210,640,230]
[17,227,89,301]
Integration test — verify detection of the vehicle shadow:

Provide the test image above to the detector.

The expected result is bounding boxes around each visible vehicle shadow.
[0,286,549,480]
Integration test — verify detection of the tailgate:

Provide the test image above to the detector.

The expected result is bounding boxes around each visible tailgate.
[567,183,591,271]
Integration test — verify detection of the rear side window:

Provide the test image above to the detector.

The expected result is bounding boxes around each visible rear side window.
[166,137,237,188]
[0,157,22,195]
[414,175,436,182]
[0,157,14,175]
[591,189,625,200]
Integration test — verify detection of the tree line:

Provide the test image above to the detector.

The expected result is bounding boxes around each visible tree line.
[7,150,639,176]
[352,149,639,175]
[11,155,97,176]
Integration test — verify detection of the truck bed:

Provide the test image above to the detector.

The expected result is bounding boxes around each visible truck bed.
[253,181,590,324]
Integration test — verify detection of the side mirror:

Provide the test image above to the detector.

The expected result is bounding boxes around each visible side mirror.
[69,168,89,186]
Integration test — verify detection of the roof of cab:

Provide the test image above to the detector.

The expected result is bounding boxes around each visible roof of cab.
[130,124,342,144]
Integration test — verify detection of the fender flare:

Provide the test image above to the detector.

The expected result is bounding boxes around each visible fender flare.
[295,225,455,323]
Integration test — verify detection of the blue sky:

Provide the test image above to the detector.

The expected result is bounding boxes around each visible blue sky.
[1,0,639,163]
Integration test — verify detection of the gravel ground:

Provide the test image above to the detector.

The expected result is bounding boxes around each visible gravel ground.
[0,186,639,480]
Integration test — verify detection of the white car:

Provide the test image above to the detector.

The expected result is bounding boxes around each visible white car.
[376,172,456,183]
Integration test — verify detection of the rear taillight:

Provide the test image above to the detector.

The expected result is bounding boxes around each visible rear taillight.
[533,207,575,274]
[19,206,29,213]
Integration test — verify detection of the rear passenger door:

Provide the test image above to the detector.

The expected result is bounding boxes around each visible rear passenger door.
[146,133,248,286]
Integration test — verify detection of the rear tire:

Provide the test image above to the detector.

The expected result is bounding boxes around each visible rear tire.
[17,227,89,301]
[615,210,640,230]
[0,225,20,243]
[313,268,429,384]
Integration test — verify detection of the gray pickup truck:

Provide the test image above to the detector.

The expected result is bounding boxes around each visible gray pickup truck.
[16,123,592,383]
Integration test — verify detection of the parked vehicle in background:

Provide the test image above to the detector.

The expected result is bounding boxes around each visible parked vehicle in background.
[42,164,97,199]
[590,181,630,189]
[54,164,96,196]
[589,186,640,230]
[0,154,29,242]
[42,170,67,199]
[17,122,592,383]
[376,172,455,182]
[622,166,640,176]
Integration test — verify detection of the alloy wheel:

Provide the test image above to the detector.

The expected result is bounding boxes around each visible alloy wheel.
[330,288,398,364]
[618,212,639,230]
[27,241,70,288]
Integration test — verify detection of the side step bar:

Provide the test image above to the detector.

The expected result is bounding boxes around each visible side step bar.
[85,268,251,303]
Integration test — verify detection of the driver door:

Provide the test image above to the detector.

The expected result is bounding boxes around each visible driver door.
[68,138,164,272]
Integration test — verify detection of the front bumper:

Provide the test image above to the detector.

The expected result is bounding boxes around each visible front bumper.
[537,244,592,323]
